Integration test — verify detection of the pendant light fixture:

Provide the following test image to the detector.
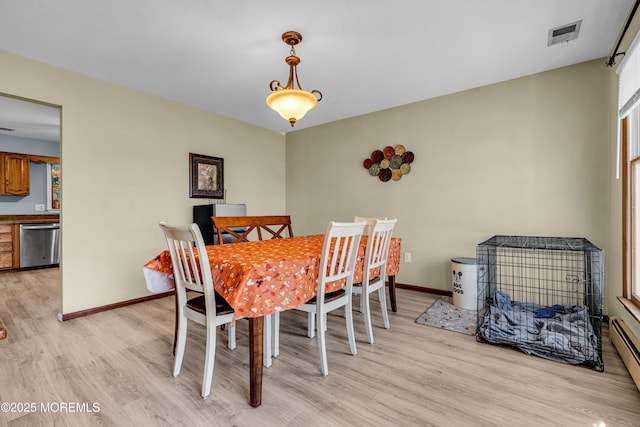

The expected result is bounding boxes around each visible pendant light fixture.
[266,31,322,127]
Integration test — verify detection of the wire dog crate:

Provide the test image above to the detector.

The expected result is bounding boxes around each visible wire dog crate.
[476,235,604,371]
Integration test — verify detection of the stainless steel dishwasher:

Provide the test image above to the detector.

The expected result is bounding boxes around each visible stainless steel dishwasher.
[19,223,60,268]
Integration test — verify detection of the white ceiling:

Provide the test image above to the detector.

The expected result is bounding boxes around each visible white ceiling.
[0,0,634,140]
[0,96,60,142]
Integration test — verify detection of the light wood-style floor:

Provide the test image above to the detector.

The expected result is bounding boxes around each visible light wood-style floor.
[0,268,639,426]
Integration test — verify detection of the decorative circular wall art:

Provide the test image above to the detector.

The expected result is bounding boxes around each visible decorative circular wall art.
[363,145,414,182]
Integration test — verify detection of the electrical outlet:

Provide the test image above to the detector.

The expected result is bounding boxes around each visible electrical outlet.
[404,252,412,263]
[35,204,45,211]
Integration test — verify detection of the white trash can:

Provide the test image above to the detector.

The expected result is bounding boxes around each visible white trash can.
[451,257,477,310]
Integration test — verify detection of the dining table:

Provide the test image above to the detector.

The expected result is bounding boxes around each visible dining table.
[143,233,401,407]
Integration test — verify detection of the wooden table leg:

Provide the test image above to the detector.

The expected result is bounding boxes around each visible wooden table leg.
[248,316,263,407]
[388,275,397,312]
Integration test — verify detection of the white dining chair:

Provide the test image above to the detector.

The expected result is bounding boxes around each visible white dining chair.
[354,216,387,236]
[294,221,366,376]
[159,222,236,398]
[352,218,397,344]
[353,216,388,312]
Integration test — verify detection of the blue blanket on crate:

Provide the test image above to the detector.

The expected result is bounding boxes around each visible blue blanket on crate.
[478,291,598,365]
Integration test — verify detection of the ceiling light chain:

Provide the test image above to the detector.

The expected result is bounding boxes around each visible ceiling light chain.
[266,31,322,127]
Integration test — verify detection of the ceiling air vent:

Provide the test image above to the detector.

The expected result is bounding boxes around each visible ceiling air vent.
[548,20,582,46]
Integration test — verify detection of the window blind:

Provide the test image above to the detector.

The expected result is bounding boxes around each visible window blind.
[619,30,640,118]
[617,30,640,177]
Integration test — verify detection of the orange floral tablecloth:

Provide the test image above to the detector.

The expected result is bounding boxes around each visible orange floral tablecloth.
[143,234,401,319]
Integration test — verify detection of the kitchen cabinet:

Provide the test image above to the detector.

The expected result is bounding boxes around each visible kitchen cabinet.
[0,216,59,270]
[0,224,18,270]
[47,163,60,211]
[0,152,30,195]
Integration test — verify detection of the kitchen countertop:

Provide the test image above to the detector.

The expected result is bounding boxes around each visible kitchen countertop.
[0,214,59,224]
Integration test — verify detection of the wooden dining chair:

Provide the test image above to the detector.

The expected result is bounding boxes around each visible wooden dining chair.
[293,221,366,376]
[211,214,294,368]
[352,218,397,344]
[211,215,293,244]
[354,216,387,236]
[159,222,236,398]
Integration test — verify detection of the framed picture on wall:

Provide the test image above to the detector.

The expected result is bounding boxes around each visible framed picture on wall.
[189,153,224,199]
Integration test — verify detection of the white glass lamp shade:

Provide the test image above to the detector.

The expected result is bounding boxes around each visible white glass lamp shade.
[266,89,318,125]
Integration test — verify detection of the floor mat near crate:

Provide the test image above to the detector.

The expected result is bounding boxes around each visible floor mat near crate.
[415,297,477,336]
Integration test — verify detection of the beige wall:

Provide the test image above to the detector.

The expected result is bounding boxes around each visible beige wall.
[0,51,286,315]
[3,45,637,341]
[287,59,611,306]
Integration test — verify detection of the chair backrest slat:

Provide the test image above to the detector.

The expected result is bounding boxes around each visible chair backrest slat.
[317,221,367,303]
[160,222,214,297]
[363,219,397,283]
